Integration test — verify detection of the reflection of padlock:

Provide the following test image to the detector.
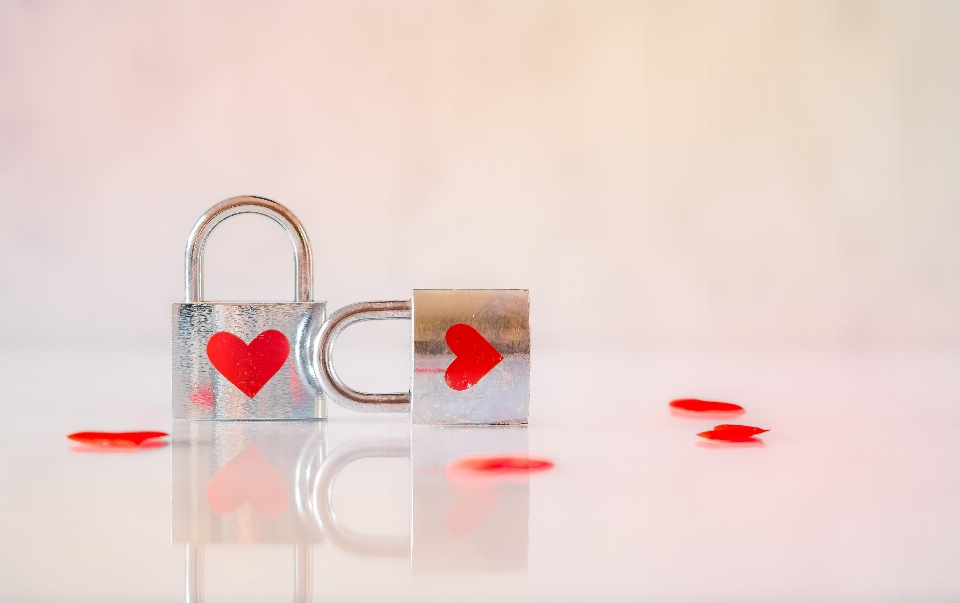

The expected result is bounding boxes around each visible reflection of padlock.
[172,196,326,419]
[172,421,325,543]
[173,420,325,602]
[185,544,312,603]
[314,437,411,556]
[315,427,530,573]
[316,290,529,424]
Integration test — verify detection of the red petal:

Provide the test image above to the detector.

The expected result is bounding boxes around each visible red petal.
[697,425,768,441]
[68,431,168,448]
[670,399,744,413]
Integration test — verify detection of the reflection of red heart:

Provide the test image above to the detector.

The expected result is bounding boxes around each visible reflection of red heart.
[445,483,501,535]
[190,383,215,409]
[443,324,503,391]
[206,330,289,398]
[205,445,288,517]
[444,454,553,535]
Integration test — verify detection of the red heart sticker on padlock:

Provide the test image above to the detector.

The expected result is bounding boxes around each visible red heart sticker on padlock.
[206,330,290,398]
[444,323,504,391]
[205,445,289,517]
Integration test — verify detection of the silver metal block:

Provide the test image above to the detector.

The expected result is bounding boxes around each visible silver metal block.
[411,290,530,425]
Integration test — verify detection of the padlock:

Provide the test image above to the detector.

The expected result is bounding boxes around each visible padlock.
[315,427,531,573]
[316,289,530,425]
[172,196,326,420]
[172,420,325,602]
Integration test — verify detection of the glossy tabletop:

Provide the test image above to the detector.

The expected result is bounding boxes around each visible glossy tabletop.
[1,341,958,603]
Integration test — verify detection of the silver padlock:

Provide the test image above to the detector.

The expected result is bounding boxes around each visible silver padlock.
[316,290,530,425]
[172,196,326,420]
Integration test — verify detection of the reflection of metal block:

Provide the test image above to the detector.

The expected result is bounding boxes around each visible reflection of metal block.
[412,290,530,425]
[172,420,325,544]
[316,427,531,573]
[410,426,529,574]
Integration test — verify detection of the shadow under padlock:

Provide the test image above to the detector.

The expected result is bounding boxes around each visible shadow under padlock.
[172,196,326,420]
[316,427,530,574]
[172,420,326,602]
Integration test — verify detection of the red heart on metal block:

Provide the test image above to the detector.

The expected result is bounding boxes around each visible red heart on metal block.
[443,323,504,391]
[206,330,289,398]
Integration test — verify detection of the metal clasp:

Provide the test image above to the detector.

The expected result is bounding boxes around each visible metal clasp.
[184,195,314,303]
[315,301,413,413]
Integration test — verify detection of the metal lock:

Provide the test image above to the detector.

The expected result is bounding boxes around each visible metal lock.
[172,196,326,420]
[316,290,530,425]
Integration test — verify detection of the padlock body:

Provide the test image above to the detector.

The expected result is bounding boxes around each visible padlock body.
[411,290,529,425]
[172,302,325,419]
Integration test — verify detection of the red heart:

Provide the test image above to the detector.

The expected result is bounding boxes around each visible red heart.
[205,445,289,517]
[443,323,504,391]
[206,330,290,398]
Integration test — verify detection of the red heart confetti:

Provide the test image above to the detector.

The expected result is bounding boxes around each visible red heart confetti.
[697,424,769,441]
[443,323,504,391]
[670,398,745,415]
[206,330,290,398]
[68,431,168,449]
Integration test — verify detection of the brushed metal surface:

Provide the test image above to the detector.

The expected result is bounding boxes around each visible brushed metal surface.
[173,302,325,419]
[412,290,529,425]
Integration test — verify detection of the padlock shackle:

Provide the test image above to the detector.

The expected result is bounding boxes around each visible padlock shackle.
[315,300,412,413]
[313,437,411,556]
[185,196,313,303]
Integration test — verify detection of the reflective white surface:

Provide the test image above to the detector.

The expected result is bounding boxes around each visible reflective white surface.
[3,1,960,600]
[2,341,958,602]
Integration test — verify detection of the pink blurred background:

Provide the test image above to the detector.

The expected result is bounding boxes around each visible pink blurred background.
[2,0,959,367]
